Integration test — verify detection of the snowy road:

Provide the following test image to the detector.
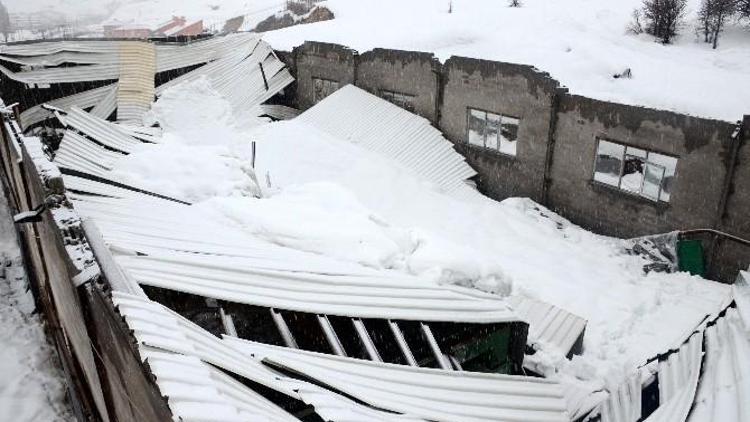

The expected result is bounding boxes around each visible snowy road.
[0,181,72,422]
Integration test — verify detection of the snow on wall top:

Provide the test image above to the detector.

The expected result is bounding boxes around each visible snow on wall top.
[264,0,750,122]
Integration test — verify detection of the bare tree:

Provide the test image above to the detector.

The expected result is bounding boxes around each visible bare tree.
[698,0,736,48]
[508,0,522,7]
[0,2,10,42]
[738,0,750,20]
[641,0,688,43]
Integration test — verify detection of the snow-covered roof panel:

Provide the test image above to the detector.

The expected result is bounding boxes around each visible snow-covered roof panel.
[297,85,477,197]
[508,295,587,357]
[140,347,298,422]
[225,336,570,422]
[112,291,424,422]
[73,192,518,324]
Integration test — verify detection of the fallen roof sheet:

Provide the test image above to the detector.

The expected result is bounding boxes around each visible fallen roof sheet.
[297,85,478,198]
[140,346,298,422]
[687,307,750,422]
[225,336,571,422]
[112,291,423,422]
[54,131,125,178]
[19,84,116,129]
[72,193,519,324]
[64,107,144,153]
[508,295,586,357]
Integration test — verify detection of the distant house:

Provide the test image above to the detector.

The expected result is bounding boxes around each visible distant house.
[103,16,204,39]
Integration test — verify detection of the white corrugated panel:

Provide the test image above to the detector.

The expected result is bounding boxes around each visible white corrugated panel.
[72,194,519,324]
[733,271,750,328]
[154,33,261,72]
[117,42,156,123]
[54,131,121,178]
[643,332,704,422]
[0,62,120,84]
[226,337,570,422]
[0,40,123,56]
[599,374,642,422]
[64,107,143,153]
[90,83,118,120]
[112,292,423,422]
[0,51,119,67]
[687,308,750,422]
[140,347,298,422]
[508,295,587,357]
[19,84,116,129]
[297,85,478,197]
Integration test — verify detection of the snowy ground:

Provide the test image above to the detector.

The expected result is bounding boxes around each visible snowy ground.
[0,181,72,421]
[105,78,732,397]
[264,0,750,121]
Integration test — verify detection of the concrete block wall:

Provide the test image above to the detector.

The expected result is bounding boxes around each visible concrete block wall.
[291,41,357,110]
[277,41,750,282]
[548,94,736,238]
[356,48,441,123]
[441,57,560,202]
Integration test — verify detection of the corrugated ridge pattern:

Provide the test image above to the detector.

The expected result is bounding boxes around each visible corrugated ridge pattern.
[226,337,570,422]
[117,42,156,123]
[508,295,587,356]
[65,107,142,153]
[140,347,298,422]
[112,292,423,422]
[19,84,116,129]
[297,85,477,196]
[71,193,518,323]
[54,131,125,178]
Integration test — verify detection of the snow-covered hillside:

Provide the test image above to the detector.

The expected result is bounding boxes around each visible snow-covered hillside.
[265,0,750,121]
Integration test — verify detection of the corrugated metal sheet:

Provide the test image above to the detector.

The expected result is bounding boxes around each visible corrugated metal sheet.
[226,337,570,422]
[259,104,301,121]
[0,62,120,84]
[0,51,119,67]
[19,84,116,129]
[645,332,703,422]
[0,40,124,56]
[154,33,261,73]
[117,42,156,123]
[599,373,642,422]
[64,107,143,153]
[90,83,118,120]
[687,308,750,422]
[71,193,519,324]
[297,85,478,197]
[508,295,586,357]
[112,291,423,422]
[53,131,125,178]
[733,271,750,328]
[139,347,298,422]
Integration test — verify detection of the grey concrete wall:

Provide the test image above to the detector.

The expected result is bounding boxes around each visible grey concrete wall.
[356,49,440,123]
[292,41,356,110]
[712,115,750,279]
[440,56,560,202]
[548,94,736,238]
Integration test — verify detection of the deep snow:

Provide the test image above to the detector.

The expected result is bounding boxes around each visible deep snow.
[0,180,72,422]
[264,0,750,121]
[106,78,732,396]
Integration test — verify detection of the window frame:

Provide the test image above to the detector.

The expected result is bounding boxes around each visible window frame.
[311,76,340,103]
[591,137,678,204]
[380,89,416,112]
[464,107,520,158]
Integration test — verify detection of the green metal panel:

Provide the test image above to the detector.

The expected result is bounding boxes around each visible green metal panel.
[678,240,705,277]
[448,327,511,373]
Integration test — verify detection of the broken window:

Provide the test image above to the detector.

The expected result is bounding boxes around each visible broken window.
[312,77,339,103]
[380,89,415,112]
[466,108,520,156]
[593,139,678,202]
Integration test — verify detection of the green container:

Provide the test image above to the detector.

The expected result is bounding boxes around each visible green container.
[677,240,705,277]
